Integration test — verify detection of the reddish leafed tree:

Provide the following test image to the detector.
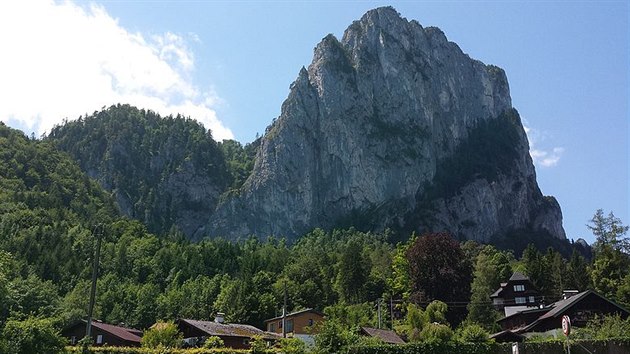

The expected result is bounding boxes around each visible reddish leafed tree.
[406,232,472,324]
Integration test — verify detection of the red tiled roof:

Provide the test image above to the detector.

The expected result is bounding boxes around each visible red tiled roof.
[180,319,280,340]
[360,327,405,344]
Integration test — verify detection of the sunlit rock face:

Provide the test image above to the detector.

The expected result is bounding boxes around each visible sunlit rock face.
[208,7,565,242]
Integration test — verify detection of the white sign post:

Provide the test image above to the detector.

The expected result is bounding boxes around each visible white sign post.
[562,315,572,354]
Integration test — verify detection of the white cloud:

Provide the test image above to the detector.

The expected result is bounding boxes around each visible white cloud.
[524,125,564,168]
[0,0,233,140]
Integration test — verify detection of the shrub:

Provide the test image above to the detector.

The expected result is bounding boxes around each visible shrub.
[277,337,306,354]
[419,323,453,344]
[141,321,183,349]
[203,336,225,349]
[314,319,359,354]
[249,335,270,354]
[1,316,66,354]
[456,323,491,343]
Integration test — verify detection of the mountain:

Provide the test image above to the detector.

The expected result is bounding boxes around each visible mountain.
[48,105,233,237]
[207,7,565,242]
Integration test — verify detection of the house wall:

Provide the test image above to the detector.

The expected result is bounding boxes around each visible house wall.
[265,312,324,335]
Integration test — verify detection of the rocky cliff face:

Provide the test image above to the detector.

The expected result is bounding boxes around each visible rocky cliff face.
[208,7,565,242]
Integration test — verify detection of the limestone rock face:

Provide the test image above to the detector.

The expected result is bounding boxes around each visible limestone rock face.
[208,7,565,242]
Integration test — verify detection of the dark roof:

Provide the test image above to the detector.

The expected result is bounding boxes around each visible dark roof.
[497,307,548,324]
[179,319,280,340]
[264,308,325,322]
[509,272,530,281]
[489,330,525,343]
[502,290,630,333]
[360,327,405,344]
[67,320,142,343]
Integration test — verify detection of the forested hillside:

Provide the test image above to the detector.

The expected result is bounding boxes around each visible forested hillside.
[1,118,629,352]
[47,104,242,237]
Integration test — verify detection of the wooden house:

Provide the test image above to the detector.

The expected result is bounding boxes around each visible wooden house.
[62,319,142,347]
[495,290,630,336]
[176,317,280,349]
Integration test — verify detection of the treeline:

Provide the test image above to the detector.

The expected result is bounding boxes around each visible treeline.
[1,120,630,348]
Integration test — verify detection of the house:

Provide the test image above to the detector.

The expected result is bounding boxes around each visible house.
[62,319,143,347]
[490,272,542,316]
[360,327,405,344]
[176,315,280,349]
[264,308,325,335]
[495,289,630,337]
[264,308,325,346]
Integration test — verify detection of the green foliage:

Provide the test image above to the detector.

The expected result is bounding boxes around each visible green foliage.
[202,336,225,349]
[427,109,524,200]
[276,337,305,354]
[574,314,630,340]
[48,104,232,236]
[349,340,630,354]
[418,323,453,344]
[424,301,448,325]
[219,139,260,190]
[249,335,270,354]
[314,319,359,354]
[140,322,183,349]
[466,246,511,329]
[455,323,491,343]
[588,210,630,302]
[1,316,66,354]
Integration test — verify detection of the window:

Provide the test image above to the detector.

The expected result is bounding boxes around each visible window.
[308,319,314,326]
[278,321,282,329]
[529,296,535,303]
[96,335,103,344]
[515,297,526,304]
[269,323,276,332]
[71,336,76,345]
[513,285,525,292]
[286,319,294,332]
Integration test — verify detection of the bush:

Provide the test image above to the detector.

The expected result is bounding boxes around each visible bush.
[249,335,270,354]
[419,323,453,344]
[277,337,306,354]
[203,336,225,349]
[456,323,491,343]
[1,316,66,354]
[573,314,630,340]
[314,319,359,354]
[141,321,183,349]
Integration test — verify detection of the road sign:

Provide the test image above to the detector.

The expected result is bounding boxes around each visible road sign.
[562,315,571,337]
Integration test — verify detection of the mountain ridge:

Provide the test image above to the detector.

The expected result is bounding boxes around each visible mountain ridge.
[206,6,565,242]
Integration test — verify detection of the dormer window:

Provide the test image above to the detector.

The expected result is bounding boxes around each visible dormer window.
[514,285,525,292]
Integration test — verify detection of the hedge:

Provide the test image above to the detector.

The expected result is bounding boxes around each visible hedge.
[348,338,630,354]
[64,347,251,354]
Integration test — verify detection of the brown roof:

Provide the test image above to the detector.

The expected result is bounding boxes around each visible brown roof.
[70,320,142,343]
[179,319,280,340]
[360,327,405,344]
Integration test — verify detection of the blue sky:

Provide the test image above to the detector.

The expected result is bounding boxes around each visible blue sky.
[0,1,627,245]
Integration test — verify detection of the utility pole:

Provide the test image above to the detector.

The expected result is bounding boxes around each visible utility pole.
[85,224,103,345]
[282,279,287,338]
[390,297,394,329]
[377,298,382,329]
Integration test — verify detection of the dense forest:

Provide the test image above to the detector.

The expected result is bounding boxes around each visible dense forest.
[46,104,259,237]
[1,115,630,351]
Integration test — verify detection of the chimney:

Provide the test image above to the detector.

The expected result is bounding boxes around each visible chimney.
[214,312,225,324]
[562,290,579,300]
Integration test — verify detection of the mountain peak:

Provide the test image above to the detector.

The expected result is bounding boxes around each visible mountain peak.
[208,7,565,243]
